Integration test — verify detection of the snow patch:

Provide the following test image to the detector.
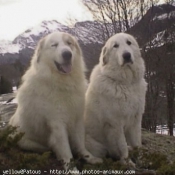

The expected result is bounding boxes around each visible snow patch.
[0,40,22,55]
[12,20,70,48]
[156,125,175,136]
[145,30,175,50]
[153,10,175,21]
[22,20,68,38]
[12,86,17,92]
[1,97,17,105]
[9,98,17,104]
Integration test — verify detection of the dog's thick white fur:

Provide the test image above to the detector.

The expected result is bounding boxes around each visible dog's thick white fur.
[85,33,147,164]
[9,31,102,169]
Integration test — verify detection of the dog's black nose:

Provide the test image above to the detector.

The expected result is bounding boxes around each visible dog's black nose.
[123,52,132,63]
[62,50,72,62]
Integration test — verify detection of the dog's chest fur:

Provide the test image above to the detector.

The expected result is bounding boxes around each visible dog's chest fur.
[115,83,142,115]
[100,78,146,120]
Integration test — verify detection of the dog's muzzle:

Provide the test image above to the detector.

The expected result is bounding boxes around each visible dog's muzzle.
[54,50,72,74]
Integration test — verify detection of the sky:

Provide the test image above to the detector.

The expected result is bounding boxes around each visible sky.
[0,0,93,41]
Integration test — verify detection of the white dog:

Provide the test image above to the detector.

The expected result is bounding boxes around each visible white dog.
[85,33,147,165]
[9,31,102,169]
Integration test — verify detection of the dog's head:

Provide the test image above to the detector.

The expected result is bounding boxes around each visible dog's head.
[34,32,82,74]
[99,33,145,83]
[100,33,141,67]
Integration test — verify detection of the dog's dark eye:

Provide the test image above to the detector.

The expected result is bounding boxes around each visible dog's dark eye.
[67,41,72,45]
[113,43,119,48]
[51,43,58,47]
[127,40,131,45]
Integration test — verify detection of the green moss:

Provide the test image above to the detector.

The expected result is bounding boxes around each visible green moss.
[0,126,23,151]
[83,158,128,171]
[0,126,51,170]
[140,150,167,169]
[129,148,175,174]
[157,161,175,175]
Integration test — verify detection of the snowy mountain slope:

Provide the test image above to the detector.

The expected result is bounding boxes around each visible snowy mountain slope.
[13,20,105,49]
[0,3,175,66]
[129,3,175,47]
[146,30,175,50]
[13,20,70,49]
[0,40,23,56]
[0,20,105,57]
[73,21,105,43]
[153,10,175,21]
[145,5,175,50]
[0,20,104,65]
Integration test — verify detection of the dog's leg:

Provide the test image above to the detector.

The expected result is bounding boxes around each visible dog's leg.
[70,118,103,164]
[125,114,142,148]
[104,124,134,166]
[18,136,49,152]
[48,121,73,170]
[85,134,107,158]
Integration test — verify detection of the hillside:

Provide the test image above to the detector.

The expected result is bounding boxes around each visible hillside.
[129,3,175,47]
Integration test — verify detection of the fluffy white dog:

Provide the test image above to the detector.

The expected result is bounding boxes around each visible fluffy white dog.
[85,33,147,165]
[9,31,102,169]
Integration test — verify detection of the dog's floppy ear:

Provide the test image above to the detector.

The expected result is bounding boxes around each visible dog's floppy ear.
[36,38,45,63]
[101,46,108,66]
[74,39,82,56]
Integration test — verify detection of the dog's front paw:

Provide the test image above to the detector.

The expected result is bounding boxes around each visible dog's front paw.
[85,156,103,164]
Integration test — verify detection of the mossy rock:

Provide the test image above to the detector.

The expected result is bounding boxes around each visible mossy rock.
[0,127,175,175]
[0,126,53,170]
